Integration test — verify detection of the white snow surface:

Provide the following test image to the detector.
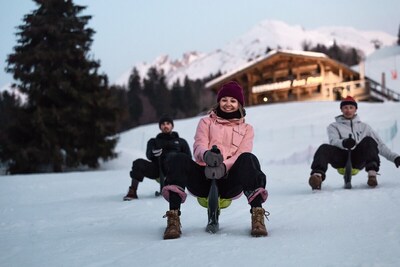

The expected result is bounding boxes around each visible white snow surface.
[1,101,400,267]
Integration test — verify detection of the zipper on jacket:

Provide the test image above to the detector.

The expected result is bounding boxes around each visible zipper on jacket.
[350,119,357,142]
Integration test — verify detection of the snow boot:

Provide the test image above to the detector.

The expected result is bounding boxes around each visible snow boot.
[251,207,269,237]
[309,173,322,190]
[123,186,138,201]
[163,210,181,240]
[367,170,378,187]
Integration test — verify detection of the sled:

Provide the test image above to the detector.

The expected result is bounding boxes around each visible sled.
[155,157,165,196]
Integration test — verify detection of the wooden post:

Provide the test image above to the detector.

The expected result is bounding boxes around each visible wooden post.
[359,61,365,80]
[381,72,386,97]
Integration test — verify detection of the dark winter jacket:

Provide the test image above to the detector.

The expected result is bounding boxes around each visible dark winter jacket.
[146,131,191,164]
[327,114,399,162]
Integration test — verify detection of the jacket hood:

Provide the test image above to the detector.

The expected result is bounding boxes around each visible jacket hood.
[335,114,361,124]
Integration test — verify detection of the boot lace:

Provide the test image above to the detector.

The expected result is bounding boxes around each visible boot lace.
[163,211,181,228]
[253,208,270,223]
[264,210,270,221]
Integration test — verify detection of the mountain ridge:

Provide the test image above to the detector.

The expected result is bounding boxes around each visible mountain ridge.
[115,19,397,87]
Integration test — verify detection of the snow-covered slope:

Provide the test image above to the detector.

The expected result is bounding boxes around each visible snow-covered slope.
[1,101,400,267]
[115,20,397,87]
[362,45,400,93]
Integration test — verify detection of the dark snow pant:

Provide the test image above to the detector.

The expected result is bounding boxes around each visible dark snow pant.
[311,136,380,179]
[165,152,267,210]
[129,159,159,186]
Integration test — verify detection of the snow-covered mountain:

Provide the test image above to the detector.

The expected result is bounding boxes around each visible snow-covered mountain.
[115,19,397,87]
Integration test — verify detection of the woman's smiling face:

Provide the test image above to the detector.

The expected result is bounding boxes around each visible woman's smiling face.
[219,96,239,113]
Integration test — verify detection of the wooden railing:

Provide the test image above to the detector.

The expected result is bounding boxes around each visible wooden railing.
[367,79,400,101]
[324,80,400,102]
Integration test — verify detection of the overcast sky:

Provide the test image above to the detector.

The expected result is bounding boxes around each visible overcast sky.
[1,0,399,86]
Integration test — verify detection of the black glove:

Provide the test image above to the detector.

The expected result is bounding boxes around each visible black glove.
[203,150,223,167]
[205,164,226,179]
[342,137,356,149]
[152,148,162,157]
[395,157,400,168]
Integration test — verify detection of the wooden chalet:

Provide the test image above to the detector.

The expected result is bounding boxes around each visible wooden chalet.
[205,50,400,106]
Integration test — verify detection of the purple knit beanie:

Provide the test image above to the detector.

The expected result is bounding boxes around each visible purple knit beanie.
[217,81,245,106]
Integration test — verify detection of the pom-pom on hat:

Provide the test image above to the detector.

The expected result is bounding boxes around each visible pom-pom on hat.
[217,81,245,106]
[340,96,358,109]
[158,115,174,128]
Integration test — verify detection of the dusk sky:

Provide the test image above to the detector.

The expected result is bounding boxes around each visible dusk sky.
[1,0,399,86]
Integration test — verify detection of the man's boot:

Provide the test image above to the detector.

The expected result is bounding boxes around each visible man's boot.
[123,186,138,201]
[251,207,269,237]
[309,173,322,190]
[124,182,139,201]
[367,170,378,187]
[163,210,181,239]
[123,178,139,201]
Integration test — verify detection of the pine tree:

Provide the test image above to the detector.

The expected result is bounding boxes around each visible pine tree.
[182,77,198,116]
[371,39,382,50]
[397,24,400,45]
[108,85,131,132]
[306,42,362,66]
[4,0,118,173]
[170,79,184,117]
[328,40,342,62]
[0,91,22,133]
[143,67,171,118]
[0,92,24,171]
[301,40,312,51]
[127,68,143,125]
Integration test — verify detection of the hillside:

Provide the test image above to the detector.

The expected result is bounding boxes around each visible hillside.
[1,101,400,267]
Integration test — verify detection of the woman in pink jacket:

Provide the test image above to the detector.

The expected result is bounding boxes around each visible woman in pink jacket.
[161,81,269,239]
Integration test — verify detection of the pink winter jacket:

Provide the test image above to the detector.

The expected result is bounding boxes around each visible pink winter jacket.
[193,111,254,172]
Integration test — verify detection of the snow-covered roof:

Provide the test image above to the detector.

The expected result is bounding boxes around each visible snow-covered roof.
[205,50,330,88]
